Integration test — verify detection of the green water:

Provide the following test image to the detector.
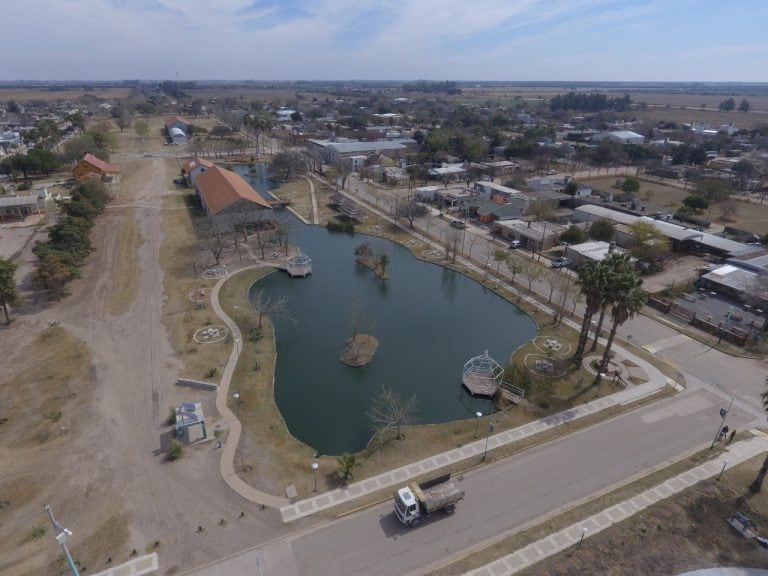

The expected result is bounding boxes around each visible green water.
[249,222,537,455]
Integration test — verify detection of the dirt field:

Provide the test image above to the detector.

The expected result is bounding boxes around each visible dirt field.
[0,121,301,575]
[582,175,768,235]
[0,87,132,103]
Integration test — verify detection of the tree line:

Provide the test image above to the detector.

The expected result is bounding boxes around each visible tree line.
[32,179,109,299]
[550,92,632,112]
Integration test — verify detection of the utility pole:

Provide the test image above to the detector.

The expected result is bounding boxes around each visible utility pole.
[44,505,80,576]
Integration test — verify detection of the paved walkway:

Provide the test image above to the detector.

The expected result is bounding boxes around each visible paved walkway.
[280,376,667,522]
[302,175,320,225]
[464,431,768,576]
[210,266,290,509]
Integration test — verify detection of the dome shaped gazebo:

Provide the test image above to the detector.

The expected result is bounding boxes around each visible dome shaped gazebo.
[287,249,312,277]
[462,350,504,397]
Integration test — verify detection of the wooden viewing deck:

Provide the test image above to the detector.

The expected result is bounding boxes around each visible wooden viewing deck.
[462,373,499,397]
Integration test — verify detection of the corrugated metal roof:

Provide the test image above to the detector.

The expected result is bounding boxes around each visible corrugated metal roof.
[0,195,39,208]
[574,204,638,225]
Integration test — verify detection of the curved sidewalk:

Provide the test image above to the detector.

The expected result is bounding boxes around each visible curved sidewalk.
[210,265,289,509]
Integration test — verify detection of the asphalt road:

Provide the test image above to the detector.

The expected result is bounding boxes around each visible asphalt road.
[184,386,755,576]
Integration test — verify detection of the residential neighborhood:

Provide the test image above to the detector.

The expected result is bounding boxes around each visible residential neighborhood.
[2,4,768,576]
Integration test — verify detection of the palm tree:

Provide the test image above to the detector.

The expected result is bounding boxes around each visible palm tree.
[378,253,390,277]
[590,254,637,352]
[574,260,611,364]
[600,285,647,371]
[749,384,768,493]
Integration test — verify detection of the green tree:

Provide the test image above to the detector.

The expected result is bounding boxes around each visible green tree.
[628,220,669,270]
[599,285,647,371]
[621,176,640,194]
[738,99,750,113]
[564,180,579,208]
[589,253,638,352]
[0,258,22,324]
[574,259,611,363]
[35,252,79,300]
[336,453,358,481]
[493,248,508,274]
[378,253,390,277]
[133,119,149,141]
[588,219,616,242]
[116,109,132,132]
[682,195,709,212]
[559,225,586,245]
[719,98,736,111]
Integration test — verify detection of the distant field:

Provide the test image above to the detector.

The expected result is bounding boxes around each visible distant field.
[582,175,768,235]
[0,87,132,103]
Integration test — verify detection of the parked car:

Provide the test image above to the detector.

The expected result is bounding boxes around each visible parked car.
[449,220,466,229]
[551,256,572,269]
[508,240,522,249]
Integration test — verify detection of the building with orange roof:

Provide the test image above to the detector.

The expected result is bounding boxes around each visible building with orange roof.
[195,166,272,227]
[164,115,190,131]
[72,153,121,183]
[182,156,215,187]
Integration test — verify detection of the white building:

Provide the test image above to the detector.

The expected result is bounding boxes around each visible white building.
[169,126,187,145]
[592,130,645,145]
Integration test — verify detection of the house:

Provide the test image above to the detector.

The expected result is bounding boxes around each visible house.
[169,126,187,146]
[182,156,215,187]
[429,163,466,182]
[0,131,21,151]
[0,195,43,221]
[591,131,644,146]
[475,199,526,224]
[164,115,189,133]
[72,153,121,183]
[564,241,627,268]
[492,219,566,252]
[195,165,272,228]
[307,138,415,163]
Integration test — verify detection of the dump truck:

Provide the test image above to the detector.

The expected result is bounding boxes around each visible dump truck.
[393,473,465,527]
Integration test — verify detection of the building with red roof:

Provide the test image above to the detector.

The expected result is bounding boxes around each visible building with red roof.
[72,153,121,183]
[195,166,272,227]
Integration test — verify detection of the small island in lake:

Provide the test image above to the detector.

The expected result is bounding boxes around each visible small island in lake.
[340,334,379,367]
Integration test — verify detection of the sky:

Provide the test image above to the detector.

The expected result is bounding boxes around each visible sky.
[4,0,768,82]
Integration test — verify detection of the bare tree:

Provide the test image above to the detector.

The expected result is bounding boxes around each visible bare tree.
[445,227,463,263]
[198,215,228,265]
[542,270,559,303]
[522,261,543,292]
[396,200,428,228]
[505,256,523,287]
[467,233,483,261]
[250,290,290,329]
[367,385,419,440]
[332,157,353,190]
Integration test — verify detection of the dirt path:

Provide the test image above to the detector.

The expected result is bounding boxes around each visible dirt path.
[2,157,297,575]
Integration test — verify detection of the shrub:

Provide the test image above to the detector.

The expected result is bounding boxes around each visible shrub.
[206,366,218,378]
[168,439,184,461]
[167,407,176,426]
[326,220,355,233]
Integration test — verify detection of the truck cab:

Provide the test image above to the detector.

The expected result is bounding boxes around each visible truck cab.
[394,487,420,526]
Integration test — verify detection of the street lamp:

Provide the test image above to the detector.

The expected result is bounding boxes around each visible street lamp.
[474,411,482,437]
[717,459,729,481]
[710,396,734,449]
[595,372,607,397]
[233,393,244,469]
[482,421,495,462]
[311,462,319,492]
[578,526,588,549]
[44,505,80,576]
[234,338,240,356]
[234,305,239,321]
